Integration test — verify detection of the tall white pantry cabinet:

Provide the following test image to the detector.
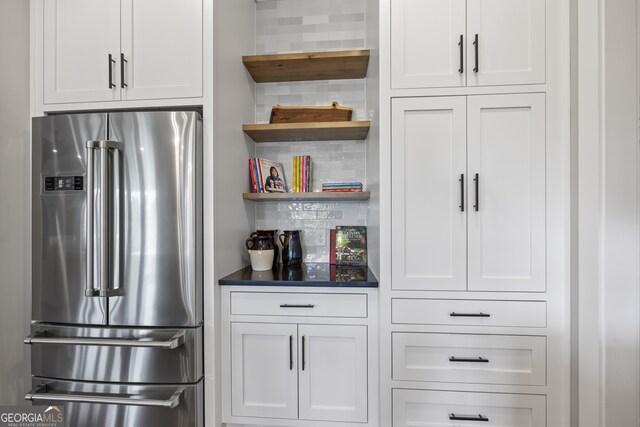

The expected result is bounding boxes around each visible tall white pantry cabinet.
[381,0,570,425]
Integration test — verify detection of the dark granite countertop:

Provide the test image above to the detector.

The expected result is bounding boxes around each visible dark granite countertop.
[219,263,378,288]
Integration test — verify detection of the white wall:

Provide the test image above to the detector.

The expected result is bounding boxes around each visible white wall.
[578,0,640,425]
[0,0,31,404]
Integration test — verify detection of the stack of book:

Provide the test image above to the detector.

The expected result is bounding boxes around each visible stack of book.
[321,182,363,192]
[292,155,312,192]
[249,157,287,193]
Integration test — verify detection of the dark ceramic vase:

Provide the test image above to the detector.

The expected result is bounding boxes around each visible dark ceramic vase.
[278,230,302,267]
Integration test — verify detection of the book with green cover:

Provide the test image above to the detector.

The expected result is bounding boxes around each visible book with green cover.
[335,226,367,266]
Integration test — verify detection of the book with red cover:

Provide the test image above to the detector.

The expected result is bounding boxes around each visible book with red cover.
[329,229,336,265]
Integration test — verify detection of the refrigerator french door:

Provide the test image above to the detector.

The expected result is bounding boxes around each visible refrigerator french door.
[26,111,203,427]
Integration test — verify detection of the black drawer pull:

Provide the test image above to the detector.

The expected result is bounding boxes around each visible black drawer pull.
[280,304,315,308]
[449,356,489,363]
[289,335,293,370]
[450,312,490,317]
[450,413,489,422]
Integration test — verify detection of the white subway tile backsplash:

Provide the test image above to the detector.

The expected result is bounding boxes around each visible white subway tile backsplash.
[254,0,367,261]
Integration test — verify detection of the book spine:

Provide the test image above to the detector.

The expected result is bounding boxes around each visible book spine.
[308,156,312,192]
[322,188,363,192]
[293,157,297,192]
[253,158,261,193]
[255,158,264,193]
[302,156,307,192]
[329,229,336,265]
[296,156,301,192]
[250,159,258,192]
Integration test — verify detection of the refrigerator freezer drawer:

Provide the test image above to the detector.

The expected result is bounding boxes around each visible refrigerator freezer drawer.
[28,378,203,427]
[28,324,203,384]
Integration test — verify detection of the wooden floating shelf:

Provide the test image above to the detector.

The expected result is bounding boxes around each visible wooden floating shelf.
[243,192,370,202]
[243,121,370,143]
[242,50,370,83]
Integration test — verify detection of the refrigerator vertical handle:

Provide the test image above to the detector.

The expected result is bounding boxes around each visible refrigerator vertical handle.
[85,141,100,297]
[97,140,124,298]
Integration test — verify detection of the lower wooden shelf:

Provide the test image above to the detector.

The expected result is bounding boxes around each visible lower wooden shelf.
[243,192,370,202]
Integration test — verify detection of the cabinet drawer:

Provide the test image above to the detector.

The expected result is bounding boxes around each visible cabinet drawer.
[230,292,368,318]
[392,299,546,327]
[393,333,546,385]
[393,389,546,427]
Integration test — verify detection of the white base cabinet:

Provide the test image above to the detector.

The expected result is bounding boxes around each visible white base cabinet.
[393,389,546,427]
[222,287,378,427]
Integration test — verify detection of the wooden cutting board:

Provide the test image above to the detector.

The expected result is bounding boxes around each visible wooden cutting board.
[270,102,353,124]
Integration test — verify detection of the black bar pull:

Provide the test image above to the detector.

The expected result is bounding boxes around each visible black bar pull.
[449,356,490,363]
[450,413,489,422]
[280,304,315,309]
[302,336,306,371]
[450,312,490,317]
[459,174,465,212]
[458,34,464,74]
[289,335,293,370]
[120,53,128,88]
[473,173,479,211]
[108,54,116,88]
[473,34,479,72]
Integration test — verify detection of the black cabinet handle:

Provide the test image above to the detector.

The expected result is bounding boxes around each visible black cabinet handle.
[458,34,464,73]
[459,174,465,212]
[473,173,479,211]
[449,356,490,363]
[302,335,306,371]
[289,335,293,370]
[120,53,128,88]
[450,413,489,422]
[450,312,490,317]
[108,54,116,88]
[280,304,315,308]
[473,34,479,72]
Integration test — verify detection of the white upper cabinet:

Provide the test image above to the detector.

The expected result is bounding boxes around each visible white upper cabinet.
[391,0,545,89]
[391,96,467,291]
[42,0,203,104]
[120,0,202,100]
[43,0,121,103]
[392,93,545,292]
[391,0,466,89]
[466,0,545,86]
[467,93,546,292]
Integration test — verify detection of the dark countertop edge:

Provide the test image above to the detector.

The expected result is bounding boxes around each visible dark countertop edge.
[219,279,378,288]
[218,264,379,288]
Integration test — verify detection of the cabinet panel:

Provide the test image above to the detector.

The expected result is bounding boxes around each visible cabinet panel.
[43,0,121,104]
[298,324,367,423]
[391,0,466,88]
[392,333,546,385]
[230,291,368,318]
[121,0,203,100]
[231,322,298,419]
[393,389,546,427]
[467,94,546,292]
[392,299,547,327]
[392,97,467,291]
[467,0,545,86]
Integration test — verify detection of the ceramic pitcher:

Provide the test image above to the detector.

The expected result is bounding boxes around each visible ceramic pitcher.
[278,230,302,266]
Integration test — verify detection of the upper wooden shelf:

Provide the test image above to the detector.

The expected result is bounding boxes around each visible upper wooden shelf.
[243,192,370,202]
[242,50,370,83]
[243,121,370,143]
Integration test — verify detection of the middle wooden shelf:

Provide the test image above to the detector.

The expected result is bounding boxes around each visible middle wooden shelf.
[242,121,371,143]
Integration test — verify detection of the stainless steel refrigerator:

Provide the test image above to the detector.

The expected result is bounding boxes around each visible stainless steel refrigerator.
[25,111,203,427]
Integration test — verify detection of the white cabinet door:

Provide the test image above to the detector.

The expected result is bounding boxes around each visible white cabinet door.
[467,94,546,292]
[121,0,203,100]
[391,0,466,88]
[43,0,121,104]
[392,97,467,291]
[231,322,298,419]
[298,324,367,423]
[467,0,545,86]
